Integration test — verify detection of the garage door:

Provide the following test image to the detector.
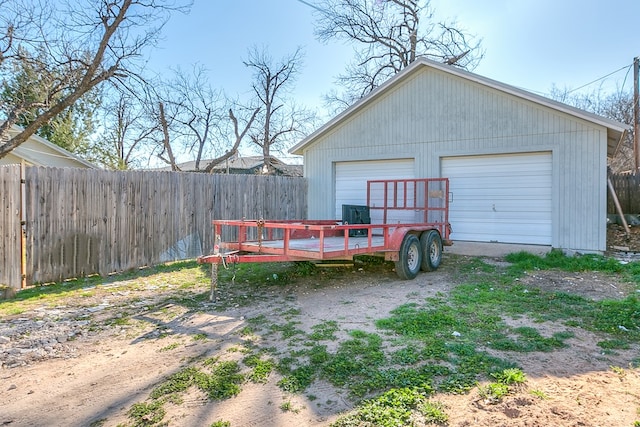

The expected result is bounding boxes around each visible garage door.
[441,152,552,245]
[335,159,414,223]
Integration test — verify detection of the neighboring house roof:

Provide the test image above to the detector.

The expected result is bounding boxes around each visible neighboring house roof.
[290,57,629,157]
[158,155,303,177]
[0,123,98,169]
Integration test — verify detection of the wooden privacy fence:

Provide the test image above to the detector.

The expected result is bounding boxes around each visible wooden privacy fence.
[0,165,307,291]
[608,172,640,215]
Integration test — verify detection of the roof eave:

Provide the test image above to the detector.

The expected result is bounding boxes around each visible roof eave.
[290,57,629,156]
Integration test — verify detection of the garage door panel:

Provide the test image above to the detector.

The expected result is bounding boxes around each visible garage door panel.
[335,159,415,223]
[442,152,552,245]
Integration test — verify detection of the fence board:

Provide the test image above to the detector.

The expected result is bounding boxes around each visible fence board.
[608,172,640,215]
[0,167,306,289]
[0,165,22,292]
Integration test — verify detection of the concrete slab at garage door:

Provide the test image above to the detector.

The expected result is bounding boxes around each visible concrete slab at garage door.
[441,152,552,245]
[335,159,414,223]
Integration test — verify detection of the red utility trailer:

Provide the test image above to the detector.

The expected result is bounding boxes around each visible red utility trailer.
[198,178,451,299]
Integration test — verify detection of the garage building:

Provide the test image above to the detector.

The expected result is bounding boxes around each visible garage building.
[290,58,628,253]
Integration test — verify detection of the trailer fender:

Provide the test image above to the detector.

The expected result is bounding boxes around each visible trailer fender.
[383,227,421,261]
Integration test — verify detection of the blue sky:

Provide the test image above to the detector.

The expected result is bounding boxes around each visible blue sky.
[148,0,639,157]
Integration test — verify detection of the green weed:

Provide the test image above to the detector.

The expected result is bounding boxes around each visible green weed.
[419,400,449,424]
[279,400,300,413]
[530,389,549,400]
[491,368,526,385]
[150,367,200,399]
[196,360,244,400]
[243,354,275,383]
[478,382,509,403]
[127,400,165,426]
[192,333,208,341]
[331,388,431,427]
[309,320,339,341]
[158,342,180,352]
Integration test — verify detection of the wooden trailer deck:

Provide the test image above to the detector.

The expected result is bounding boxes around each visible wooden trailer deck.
[243,235,386,252]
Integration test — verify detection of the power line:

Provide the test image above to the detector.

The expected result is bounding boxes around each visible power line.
[566,64,632,94]
[293,0,326,13]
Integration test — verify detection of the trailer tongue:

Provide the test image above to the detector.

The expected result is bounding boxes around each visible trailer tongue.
[198,178,451,300]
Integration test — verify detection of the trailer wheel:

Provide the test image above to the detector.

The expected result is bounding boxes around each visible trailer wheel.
[420,230,442,271]
[395,234,422,280]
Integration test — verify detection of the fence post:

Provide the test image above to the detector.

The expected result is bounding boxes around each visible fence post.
[20,162,27,290]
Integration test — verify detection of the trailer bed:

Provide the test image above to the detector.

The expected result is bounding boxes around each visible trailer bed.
[199,178,451,265]
[198,178,451,298]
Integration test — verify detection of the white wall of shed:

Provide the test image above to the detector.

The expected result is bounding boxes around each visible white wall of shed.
[302,67,608,252]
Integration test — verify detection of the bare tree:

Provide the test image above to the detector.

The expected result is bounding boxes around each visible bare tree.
[201,107,260,173]
[244,46,315,173]
[0,0,190,158]
[92,88,158,170]
[314,0,483,106]
[149,66,260,172]
[550,85,634,172]
[164,65,226,171]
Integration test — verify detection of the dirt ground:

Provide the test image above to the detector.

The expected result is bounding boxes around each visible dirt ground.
[608,223,640,253]
[1,243,640,426]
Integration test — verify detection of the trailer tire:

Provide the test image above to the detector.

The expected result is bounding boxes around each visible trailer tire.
[395,234,422,280]
[420,230,442,271]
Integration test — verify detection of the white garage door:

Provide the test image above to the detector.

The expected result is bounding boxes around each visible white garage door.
[442,152,552,245]
[335,159,414,223]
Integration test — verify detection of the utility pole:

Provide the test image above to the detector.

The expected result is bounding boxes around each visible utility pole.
[634,56,639,171]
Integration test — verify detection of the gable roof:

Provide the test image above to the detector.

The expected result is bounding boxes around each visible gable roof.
[290,58,629,157]
[0,123,98,169]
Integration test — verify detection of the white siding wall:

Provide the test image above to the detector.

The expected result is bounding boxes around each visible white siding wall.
[303,68,608,252]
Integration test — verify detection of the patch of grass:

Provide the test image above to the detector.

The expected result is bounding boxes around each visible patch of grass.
[489,327,573,352]
[150,359,243,403]
[420,400,449,424]
[309,320,339,341]
[209,421,231,427]
[591,297,640,338]
[127,400,165,426]
[196,360,244,400]
[478,368,527,404]
[192,333,208,341]
[270,321,304,339]
[376,303,466,339]
[331,387,432,427]
[322,330,385,388]
[598,339,631,350]
[391,344,423,365]
[505,250,626,275]
[158,342,180,352]
[151,367,200,399]
[243,354,275,383]
[277,365,316,393]
[0,260,211,317]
